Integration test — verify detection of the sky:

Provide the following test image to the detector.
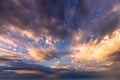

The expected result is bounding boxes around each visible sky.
[0,0,120,79]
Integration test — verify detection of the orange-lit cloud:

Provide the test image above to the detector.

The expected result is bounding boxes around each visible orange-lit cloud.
[27,48,56,61]
[0,36,16,47]
[51,61,72,69]
[69,28,120,71]
[0,0,119,75]
[14,70,41,75]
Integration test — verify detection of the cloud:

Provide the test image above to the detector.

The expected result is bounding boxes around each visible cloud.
[12,70,41,75]
[0,55,106,79]
[0,0,67,39]
[27,48,56,61]
[0,0,120,79]
[0,0,119,39]
[0,0,119,46]
[0,50,119,79]
[69,29,120,71]
[27,48,71,61]
[51,61,73,69]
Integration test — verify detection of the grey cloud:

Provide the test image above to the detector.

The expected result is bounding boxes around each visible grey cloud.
[0,0,120,78]
[0,0,67,39]
[0,54,106,79]
[0,52,107,79]
[109,52,120,62]
[103,52,120,78]
[0,0,95,39]
[0,53,119,79]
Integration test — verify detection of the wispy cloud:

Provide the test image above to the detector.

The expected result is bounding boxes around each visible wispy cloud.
[0,0,120,79]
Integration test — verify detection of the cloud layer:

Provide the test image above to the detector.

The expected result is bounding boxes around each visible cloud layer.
[0,0,120,79]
